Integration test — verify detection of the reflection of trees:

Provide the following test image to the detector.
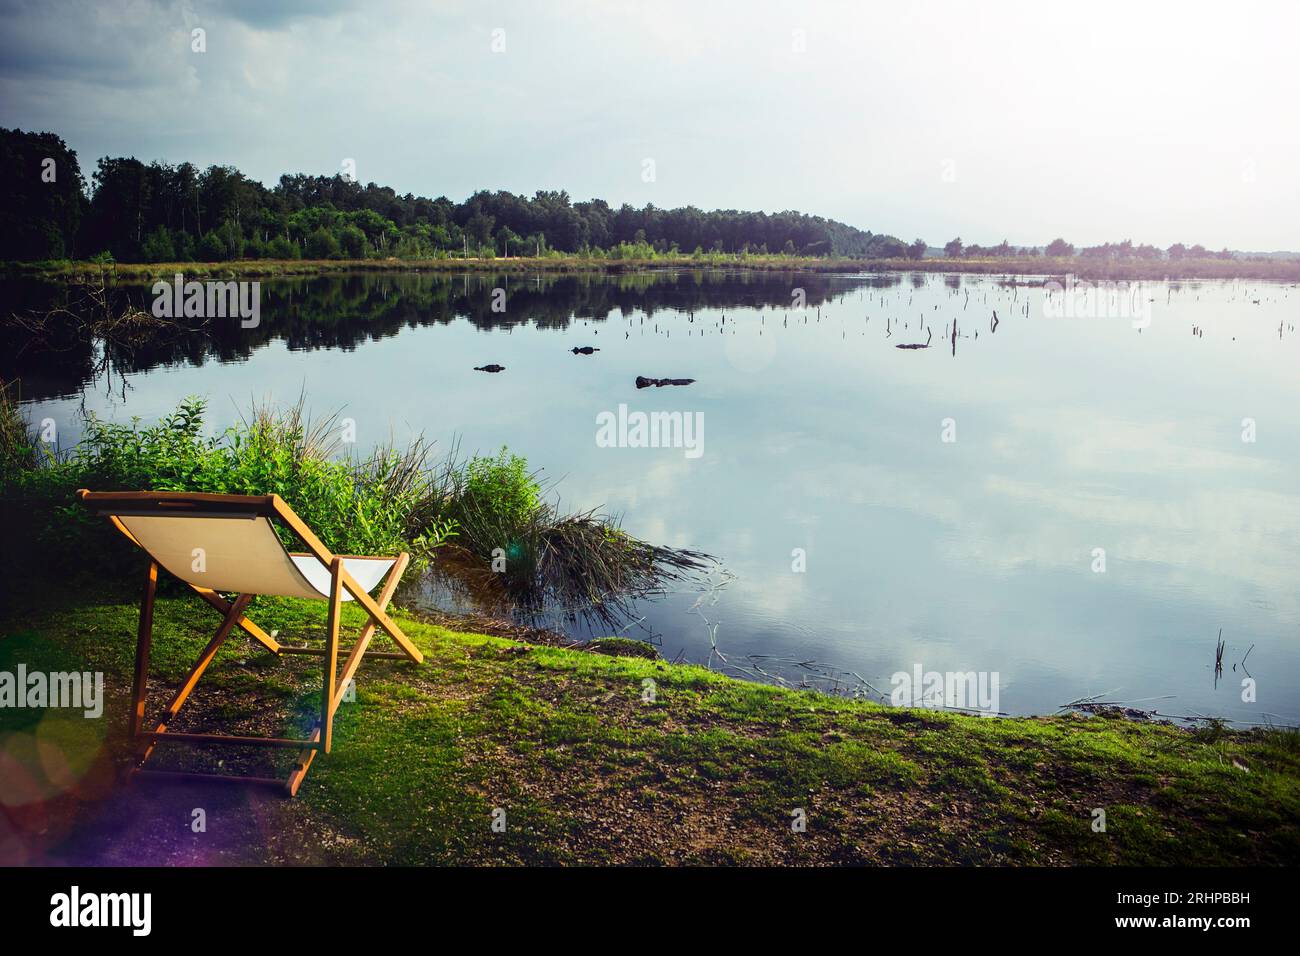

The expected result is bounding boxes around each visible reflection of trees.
[3,270,884,400]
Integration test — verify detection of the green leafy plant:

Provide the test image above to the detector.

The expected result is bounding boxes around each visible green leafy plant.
[1,395,709,623]
[454,447,541,530]
[2,396,454,566]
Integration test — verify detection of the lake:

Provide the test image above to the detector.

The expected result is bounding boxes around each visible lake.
[6,269,1299,724]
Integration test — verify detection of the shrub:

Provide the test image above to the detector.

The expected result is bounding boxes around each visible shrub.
[140,226,175,263]
[454,447,540,530]
[432,445,708,625]
[198,231,226,260]
[173,230,196,261]
[339,224,367,259]
[1,394,709,623]
[267,235,299,259]
[305,227,341,260]
[0,396,456,574]
[0,380,38,477]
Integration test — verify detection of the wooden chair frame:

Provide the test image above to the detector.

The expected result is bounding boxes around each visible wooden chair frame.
[77,490,423,796]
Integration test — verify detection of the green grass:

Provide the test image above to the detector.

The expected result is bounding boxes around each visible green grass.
[1,394,704,627]
[9,253,1300,282]
[0,394,454,569]
[3,581,1297,865]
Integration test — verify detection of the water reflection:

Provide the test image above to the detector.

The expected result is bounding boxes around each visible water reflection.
[2,270,897,400]
[5,270,1298,723]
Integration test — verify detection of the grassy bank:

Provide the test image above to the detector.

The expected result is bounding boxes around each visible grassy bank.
[0,393,706,626]
[2,582,1297,866]
[9,253,1300,283]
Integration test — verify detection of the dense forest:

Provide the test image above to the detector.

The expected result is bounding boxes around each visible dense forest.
[1,128,1265,266]
[0,128,910,263]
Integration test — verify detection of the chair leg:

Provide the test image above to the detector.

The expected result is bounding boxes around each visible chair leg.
[331,552,411,712]
[138,593,253,766]
[336,558,422,663]
[322,558,343,754]
[190,585,280,653]
[285,727,321,797]
[125,584,339,797]
[130,562,158,739]
[125,554,406,796]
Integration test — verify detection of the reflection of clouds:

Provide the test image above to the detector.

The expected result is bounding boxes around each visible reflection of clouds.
[1000,409,1276,478]
[784,416,1300,620]
[978,477,1300,607]
[979,409,1299,610]
[789,461,967,523]
[718,528,754,555]
[582,454,692,513]
[730,570,809,621]
[748,429,803,459]
[723,327,778,374]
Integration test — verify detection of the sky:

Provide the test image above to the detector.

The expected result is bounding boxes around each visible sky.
[1,0,1297,250]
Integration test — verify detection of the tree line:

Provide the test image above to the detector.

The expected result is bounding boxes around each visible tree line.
[1,128,917,263]
[3,128,1258,265]
[941,236,1242,261]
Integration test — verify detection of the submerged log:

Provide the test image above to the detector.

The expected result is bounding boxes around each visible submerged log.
[635,376,695,388]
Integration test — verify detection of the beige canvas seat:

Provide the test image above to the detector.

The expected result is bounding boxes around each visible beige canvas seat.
[78,490,423,796]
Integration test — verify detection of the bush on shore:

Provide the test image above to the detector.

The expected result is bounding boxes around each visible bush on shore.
[0,387,708,619]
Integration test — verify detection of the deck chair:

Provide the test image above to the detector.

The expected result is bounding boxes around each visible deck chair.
[77,490,423,796]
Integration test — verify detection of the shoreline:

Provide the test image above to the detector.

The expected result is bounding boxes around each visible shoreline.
[2,582,1297,865]
[7,254,1300,284]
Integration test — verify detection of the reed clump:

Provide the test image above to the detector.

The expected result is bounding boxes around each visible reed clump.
[0,391,709,620]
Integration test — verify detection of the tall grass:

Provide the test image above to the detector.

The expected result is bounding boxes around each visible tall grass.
[0,390,710,622]
[15,252,1300,283]
[435,448,709,626]
[0,379,38,476]
[0,391,455,569]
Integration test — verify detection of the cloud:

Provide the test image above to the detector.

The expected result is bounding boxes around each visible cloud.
[0,1,194,89]
[1,0,1297,246]
[207,0,357,30]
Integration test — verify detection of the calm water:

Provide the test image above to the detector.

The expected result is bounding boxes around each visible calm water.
[7,270,1299,723]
